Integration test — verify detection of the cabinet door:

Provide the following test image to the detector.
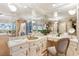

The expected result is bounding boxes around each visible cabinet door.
[42,39,47,51]
[36,44,41,56]
[12,50,26,56]
[29,46,37,56]
[26,48,30,56]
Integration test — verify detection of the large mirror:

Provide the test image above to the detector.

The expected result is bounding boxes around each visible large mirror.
[31,3,77,38]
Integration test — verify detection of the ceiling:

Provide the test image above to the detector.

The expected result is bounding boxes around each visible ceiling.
[0,3,77,23]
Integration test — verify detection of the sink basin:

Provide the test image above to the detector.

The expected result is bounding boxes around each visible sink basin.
[12,39,23,42]
[27,36,38,40]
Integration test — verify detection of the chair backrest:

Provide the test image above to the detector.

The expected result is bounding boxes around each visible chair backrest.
[55,38,70,55]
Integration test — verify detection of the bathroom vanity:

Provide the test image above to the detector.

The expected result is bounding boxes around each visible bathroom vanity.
[8,36,47,56]
[8,35,79,56]
[8,39,28,56]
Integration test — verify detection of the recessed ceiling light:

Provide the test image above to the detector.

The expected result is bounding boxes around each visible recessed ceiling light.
[52,4,56,7]
[68,9,76,15]
[8,4,17,12]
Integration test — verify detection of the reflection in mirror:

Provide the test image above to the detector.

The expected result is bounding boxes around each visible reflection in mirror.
[31,3,77,38]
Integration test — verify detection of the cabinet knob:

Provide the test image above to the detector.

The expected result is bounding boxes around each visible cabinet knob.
[20,46,22,48]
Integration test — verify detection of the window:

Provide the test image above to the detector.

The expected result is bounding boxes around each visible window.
[0,23,16,30]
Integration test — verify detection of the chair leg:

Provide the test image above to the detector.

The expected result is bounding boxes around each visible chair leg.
[56,52,66,56]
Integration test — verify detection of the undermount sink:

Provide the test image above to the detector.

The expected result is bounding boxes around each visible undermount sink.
[12,39,23,42]
[27,36,38,40]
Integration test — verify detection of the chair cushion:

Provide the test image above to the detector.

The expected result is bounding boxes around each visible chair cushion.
[56,39,69,53]
[47,46,57,56]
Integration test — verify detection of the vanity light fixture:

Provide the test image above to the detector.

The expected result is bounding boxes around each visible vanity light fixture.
[32,10,36,16]
[53,12,60,21]
[8,4,17,12]
[68,28,75,34]
[52,4,56,7]
[31,10,37,19]
[54,12,58,17]
[68,9,76,15]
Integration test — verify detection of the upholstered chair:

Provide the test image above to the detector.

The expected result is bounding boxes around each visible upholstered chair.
[47,38,70,56]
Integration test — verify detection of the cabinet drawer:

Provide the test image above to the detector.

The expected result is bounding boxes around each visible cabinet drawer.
[10,43,27,53]
[29,46,37,56]
[12,50,26,56]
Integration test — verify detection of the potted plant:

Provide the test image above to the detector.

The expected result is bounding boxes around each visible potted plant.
[39,15,52,35]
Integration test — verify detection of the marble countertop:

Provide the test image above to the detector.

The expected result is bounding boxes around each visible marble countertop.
[8,36,46,47]
[24,36,47,42]
[8,34,79,48]
[47,35,78,43]
[8,39,27,47]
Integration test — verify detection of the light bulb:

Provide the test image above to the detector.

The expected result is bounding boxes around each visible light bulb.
[68,9,76,15]
[54,12,58,17]
[52,4,56,7]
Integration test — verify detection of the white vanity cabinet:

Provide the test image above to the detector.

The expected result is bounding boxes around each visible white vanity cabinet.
[41,37,47,56]
[27,37,47,56]
[10,43,27,56]
[8,36,47,56]
[28,41,37,56]
[8,40,29,56]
